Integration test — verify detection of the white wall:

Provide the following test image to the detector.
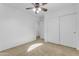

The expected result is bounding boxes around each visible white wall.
[40,16,44,39]
[44,12,59,43]
[37,15,44,39]
[44,4,79,48]
[0,4,38,51]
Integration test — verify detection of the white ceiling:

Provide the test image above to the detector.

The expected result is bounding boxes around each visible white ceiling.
[0,3,75,17]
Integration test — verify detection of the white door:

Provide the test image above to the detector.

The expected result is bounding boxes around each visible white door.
[60,14,76,48]
[46,17,59,44]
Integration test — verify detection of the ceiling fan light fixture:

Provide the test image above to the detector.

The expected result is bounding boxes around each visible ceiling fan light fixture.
[26,3,47,14]
[33,7,41,14]
[38,8,41,11]
[36,10,40,13]
[33,8,36,12]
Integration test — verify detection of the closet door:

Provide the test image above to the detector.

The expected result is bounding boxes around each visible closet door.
[60,14,76,48]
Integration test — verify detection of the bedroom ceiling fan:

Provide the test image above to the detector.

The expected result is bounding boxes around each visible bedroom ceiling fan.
[26,3,48,14]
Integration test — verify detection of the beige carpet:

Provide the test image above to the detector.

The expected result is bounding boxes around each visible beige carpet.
[0,38,79,56]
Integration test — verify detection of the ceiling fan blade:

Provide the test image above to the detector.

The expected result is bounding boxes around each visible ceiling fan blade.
[41,7,48,12]
[32,3,40,8]
[32,3,39,6]
[42,3,47,5]
[26,7,33,10]
[32,3,35,6]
